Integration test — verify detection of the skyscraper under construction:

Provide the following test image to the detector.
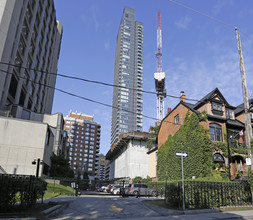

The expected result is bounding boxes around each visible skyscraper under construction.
[111,7,143,145]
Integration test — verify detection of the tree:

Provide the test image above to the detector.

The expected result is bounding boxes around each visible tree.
[146,124,160,150]
[133,176,142,183]
[49,155,74,178]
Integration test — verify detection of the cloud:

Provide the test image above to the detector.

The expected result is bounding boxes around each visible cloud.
[212,0,234,16]
[104,41,110,50]
[80,5,100,31]
[175,16,191,30]
[91,5,100,31]
[164,42,249,109]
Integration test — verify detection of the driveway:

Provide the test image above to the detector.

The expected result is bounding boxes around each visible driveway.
[45,194,253,220]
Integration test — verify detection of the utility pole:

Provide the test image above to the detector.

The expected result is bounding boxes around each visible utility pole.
[235,27,253,168]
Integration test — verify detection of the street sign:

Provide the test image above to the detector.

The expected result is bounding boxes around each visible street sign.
[175,151,189,158]
[175,151,189,210]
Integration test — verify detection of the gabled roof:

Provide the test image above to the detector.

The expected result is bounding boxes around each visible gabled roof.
[193,88,234,110]
[157,101,196,136]
[235,99,253,116]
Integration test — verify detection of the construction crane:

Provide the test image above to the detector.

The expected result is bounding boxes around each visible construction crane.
[154,12,166,122]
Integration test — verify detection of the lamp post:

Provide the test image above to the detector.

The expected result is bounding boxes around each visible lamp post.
[32,158,41,178]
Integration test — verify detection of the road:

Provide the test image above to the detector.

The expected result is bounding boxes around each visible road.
[45,193,253,220]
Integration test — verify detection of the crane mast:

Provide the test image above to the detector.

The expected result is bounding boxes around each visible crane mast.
[154,12,166,122]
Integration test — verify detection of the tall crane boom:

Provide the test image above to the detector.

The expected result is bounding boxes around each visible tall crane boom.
[154,12,166,122]
[156,12,162,73]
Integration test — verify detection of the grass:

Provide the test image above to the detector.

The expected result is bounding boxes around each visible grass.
[146,200,172,209]
[43,183,75,199]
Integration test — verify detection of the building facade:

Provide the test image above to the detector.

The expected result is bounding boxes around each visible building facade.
[96,154,106,180]
[0,111,67,177]
[0,115,54,177]
[158,88,253,180]
[64,111,101,179]
[106,132,150,180]
[111,7,143,145]
[0,0,63,117]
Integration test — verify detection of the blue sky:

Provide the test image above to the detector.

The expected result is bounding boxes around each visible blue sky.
[52,0,253,155]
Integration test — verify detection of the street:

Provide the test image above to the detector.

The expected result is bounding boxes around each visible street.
[44,193,253,220]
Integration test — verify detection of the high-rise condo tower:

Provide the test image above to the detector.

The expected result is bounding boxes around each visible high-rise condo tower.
[111,7,143,145]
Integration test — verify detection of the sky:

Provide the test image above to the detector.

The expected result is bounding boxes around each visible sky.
[52,0,253,155]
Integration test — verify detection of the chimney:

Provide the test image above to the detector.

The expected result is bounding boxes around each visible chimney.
[180,91,186,102]
[167,108,172,114]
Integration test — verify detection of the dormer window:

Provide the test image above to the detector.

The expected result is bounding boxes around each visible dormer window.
[212,102,222,111]
[225,109,235,120]
[212,102,223,116]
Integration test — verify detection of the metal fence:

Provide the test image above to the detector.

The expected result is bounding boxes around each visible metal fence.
[0,174,46,212]
[165,181,252,209]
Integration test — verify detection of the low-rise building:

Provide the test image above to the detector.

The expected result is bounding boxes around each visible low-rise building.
[0,110,67,177]
[158,88,252,180]
[106,131,151,180]
[147,146,158,181]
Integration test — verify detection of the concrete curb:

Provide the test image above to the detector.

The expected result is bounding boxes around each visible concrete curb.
[142,200,220,216]
[39,204,65,219]
[41,204,61,215]
[142,200,182,216]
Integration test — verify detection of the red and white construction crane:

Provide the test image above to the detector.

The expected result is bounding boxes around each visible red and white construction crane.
[154,12,166,121]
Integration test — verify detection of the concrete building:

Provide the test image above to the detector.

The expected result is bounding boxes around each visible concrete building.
[106,132,150,180]
[111,7,143,145]
[0,115,54,176]
[64,111,101,179]
[0,111,67,176]
[0,0,63,117]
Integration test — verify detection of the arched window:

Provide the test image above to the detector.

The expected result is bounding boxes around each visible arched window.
[213,153,224,162]
[209,123,222,141]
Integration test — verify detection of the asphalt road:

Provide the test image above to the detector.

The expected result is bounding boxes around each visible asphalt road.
[44,193,253,220]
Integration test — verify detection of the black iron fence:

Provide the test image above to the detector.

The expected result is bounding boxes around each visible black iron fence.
[146,182,166,197]
[165,181,252,209]
[0,174,47,212]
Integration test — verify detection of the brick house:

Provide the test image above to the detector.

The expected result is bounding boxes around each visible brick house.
[158,88,252,180]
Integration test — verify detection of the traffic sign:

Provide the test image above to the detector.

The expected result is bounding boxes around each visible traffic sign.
[175,151,189,158]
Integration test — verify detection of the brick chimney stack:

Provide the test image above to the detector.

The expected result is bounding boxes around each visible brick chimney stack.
[180,91,186,102]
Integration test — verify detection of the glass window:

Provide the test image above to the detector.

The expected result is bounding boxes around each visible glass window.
[212,102,222,111]
[174,114,179,125]
[210,123,222,141]
[225,109,235,120]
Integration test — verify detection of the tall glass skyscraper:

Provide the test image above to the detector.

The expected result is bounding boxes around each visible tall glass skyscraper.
[111,7,143,145]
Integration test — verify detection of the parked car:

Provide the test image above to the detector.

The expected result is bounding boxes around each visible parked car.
[111,185,121,194]
[128,183,157,197]
[106,184,114,193]
[101,186,107,192]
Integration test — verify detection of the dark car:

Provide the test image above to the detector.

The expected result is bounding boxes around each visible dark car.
[128,183,157,197]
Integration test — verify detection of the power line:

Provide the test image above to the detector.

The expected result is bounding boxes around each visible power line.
[0,67,213,128]
[0,61,200,102]
[0,67,180,124]
[167,0,253,39]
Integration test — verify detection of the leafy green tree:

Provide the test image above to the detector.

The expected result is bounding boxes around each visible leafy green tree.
[146,124,160,150]
[133,176,142,183]
[157,112,212,180]
[49,155,74,178]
